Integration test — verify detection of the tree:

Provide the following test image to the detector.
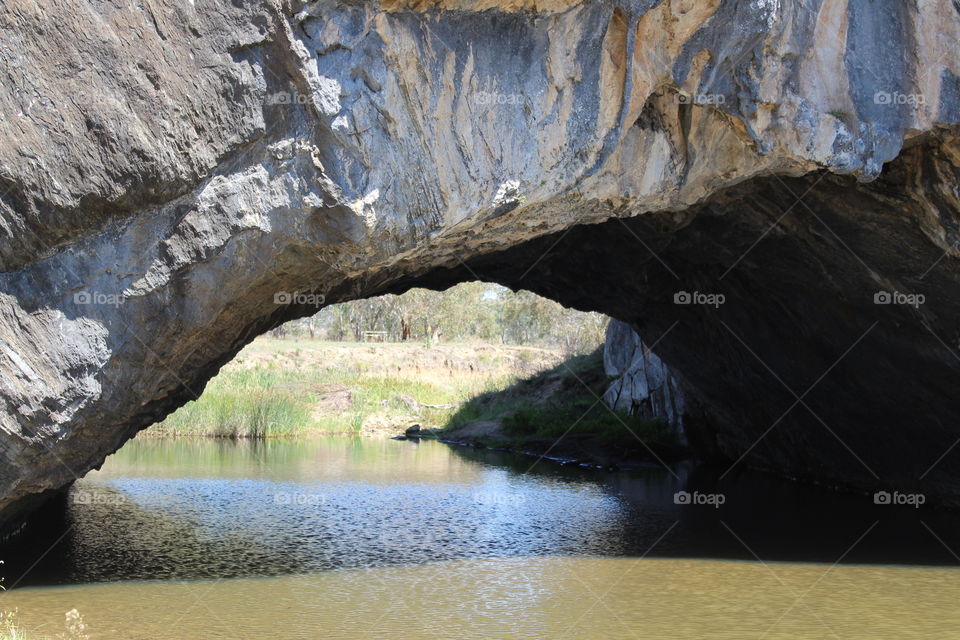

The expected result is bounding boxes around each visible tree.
[281,281,608,351]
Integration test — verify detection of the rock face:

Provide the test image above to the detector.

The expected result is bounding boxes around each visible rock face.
[602,320,687,443]
[0,0,960,528]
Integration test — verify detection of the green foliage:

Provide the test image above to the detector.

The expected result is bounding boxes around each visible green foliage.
[0,608,91,640]
[154,281,611,439]
[0,611,25,640]
[827,109,851,123]
[502,407,541,435]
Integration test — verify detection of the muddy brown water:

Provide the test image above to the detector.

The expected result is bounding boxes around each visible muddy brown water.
[1,437,958,639]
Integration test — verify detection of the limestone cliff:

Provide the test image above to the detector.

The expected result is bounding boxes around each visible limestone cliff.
[602,320,687,444]
[0,0,959,528]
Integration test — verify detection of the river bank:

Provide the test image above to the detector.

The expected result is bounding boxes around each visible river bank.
[403,428,687,471]
[144,338,687,469]
[399,350,687,469]
[146,338,568,438]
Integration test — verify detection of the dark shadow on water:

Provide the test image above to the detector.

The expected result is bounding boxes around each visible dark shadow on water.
[1,437,958,589]
[440,444,960,566]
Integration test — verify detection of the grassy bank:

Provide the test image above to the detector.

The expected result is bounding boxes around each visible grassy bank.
[145,337,683,467]
[424,349,685,466]
[148,339,566,438]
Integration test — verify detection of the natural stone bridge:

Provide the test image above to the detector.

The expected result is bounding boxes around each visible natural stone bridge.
[1,0,960,529]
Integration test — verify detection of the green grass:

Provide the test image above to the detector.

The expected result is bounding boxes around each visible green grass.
[0,624,26,640]
[445,350,603,428]
[501,403,673,443]
[443,349,678,446]
[0,609,90,640]
[0,609,22,640]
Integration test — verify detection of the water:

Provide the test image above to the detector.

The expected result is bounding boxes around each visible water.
[2,437,960,638]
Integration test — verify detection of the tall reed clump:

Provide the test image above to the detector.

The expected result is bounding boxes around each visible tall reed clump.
[0,608,90,640]
[151,368,315,438]
[0,611,25,640]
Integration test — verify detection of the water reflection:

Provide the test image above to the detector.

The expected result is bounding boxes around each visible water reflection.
[2,437,959,591]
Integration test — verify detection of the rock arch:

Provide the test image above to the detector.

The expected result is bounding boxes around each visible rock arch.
[1,0,960,528]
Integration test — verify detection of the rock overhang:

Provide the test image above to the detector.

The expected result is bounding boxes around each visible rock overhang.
[0,0,958,530]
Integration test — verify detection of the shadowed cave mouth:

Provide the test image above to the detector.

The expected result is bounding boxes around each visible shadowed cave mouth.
[367,141,960,507]
[11,275,960,590]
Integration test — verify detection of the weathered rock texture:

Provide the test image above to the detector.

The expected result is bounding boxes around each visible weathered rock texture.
[1,0,960,527]
[603,319,687,443]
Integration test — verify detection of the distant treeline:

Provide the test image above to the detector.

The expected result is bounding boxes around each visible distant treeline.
[273,282,608,352]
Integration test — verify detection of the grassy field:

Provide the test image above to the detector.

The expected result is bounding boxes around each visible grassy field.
[147,339,568,438]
